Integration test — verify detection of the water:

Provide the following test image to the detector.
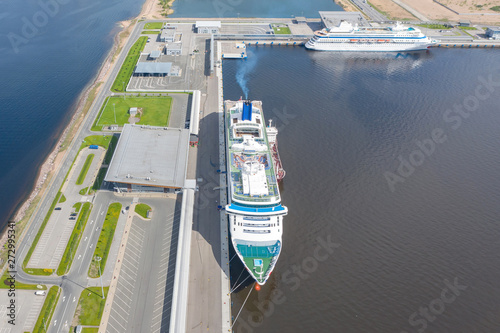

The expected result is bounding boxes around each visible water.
[0,0,340,242]
[223,48,500,332]
[170,0,341,18]
[0,0,143,230]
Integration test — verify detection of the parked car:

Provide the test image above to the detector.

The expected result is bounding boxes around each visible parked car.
[54,207,62,210]
[35,291,46,296]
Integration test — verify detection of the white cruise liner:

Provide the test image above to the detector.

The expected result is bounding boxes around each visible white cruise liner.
[225,100,287,285]
[305,20,438,52]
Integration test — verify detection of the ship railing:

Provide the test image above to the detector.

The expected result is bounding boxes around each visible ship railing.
[213,33,313,40]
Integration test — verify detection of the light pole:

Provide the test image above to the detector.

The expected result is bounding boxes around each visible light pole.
[122,81,125,99]
[95,256,105,299]
[42,318,47,332]
[113,103,116,124]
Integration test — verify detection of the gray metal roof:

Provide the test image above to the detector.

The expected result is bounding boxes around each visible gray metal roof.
[319,11,368,28]
[161,27,176,39]
[165,42,182,50]
[196,21,221,28]
[105,124,189,188]
[135,62,172,74]
[149,50,161,58]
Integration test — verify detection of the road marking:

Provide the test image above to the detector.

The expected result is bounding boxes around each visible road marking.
[56,292,71,332]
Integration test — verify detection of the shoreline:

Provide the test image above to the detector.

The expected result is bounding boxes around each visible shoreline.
[0,0,172,265]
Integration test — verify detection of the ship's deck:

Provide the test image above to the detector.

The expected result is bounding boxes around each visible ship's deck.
[225,100,281,204]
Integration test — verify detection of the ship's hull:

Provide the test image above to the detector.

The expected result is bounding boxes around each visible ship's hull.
[305,40,434,52]
[225,100,287,286]
[231,237,282,285]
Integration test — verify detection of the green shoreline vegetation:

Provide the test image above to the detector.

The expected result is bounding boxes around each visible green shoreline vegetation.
[111,36,147,92]
[33,286,60,333]
[88,203,122,278]
[57,202,92,275]
[141,30,160,34]
[76,154,95,185]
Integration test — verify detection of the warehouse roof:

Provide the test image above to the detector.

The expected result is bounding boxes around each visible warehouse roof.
[105,124,189,188]
[195,21,221,28]
[135,62,172,74]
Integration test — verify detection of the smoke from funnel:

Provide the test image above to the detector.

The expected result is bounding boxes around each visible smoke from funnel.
[235,51,257,99]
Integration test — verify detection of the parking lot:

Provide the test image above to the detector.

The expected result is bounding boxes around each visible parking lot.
[28,147,105,269]
[0,289,47,332]
[106,197,181,333]
[128,24,208,92]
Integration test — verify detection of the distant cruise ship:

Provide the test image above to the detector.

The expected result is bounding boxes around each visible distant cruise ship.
[305,21,438,52]
[225,100,287,285]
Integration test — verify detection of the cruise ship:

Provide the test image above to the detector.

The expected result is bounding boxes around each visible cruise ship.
[225,100,287,285]
[305,20,438,52]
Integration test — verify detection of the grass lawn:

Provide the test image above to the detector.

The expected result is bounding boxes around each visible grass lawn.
[76,154,94,185]
[57,202,92,275]
[111,36,147,92]
[74,202,82,212]
[144,22,163,29]
[59,194,66,203]
[92,96,172,131]
[82,328,99,333]
[272,24,291,34]
[22,192,61,273]
[458,26,477,30]
[73,287,109,326]
[79,187,89,195]
[417,23,450,29]
[142,30,160,34]
[33,286,60,333]
[135,203,152,219]
[88,203,122,278]
[0,270,47,290]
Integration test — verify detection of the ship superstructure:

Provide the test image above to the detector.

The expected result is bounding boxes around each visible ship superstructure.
[225,100,287,285]
[306,20,438,52]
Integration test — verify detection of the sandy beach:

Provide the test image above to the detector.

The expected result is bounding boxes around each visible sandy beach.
[352,0,500,23]
[0,0,172,264]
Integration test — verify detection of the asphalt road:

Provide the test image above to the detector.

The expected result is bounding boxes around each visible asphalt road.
[351,0,389,21]
[14,20,148,333]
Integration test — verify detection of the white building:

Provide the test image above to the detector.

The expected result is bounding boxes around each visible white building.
[160,26,177,42]
[195,21,221,34]
[486,27,500,39]
[165,42,182,55]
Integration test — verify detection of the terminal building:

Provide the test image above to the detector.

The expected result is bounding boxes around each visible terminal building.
[195,21,221,34]
[160,26,177,42]
[105,124,190,193]
[319,11,368,28]
[486,27,500,39]
[165,42,182,55]
[134,62,181,77]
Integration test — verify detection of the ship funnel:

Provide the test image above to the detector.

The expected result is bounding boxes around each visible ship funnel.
[242,100,252,121]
